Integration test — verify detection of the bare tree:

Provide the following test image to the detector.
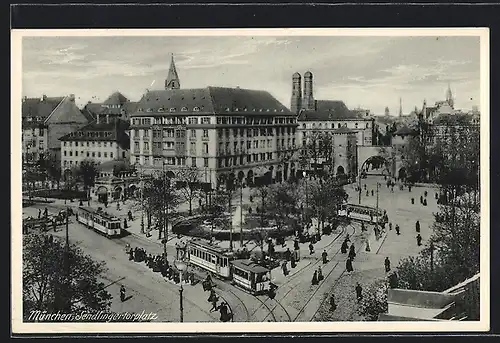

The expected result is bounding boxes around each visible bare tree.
[176,166,202,216]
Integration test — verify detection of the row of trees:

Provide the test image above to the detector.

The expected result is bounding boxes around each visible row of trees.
[399,120,480,187]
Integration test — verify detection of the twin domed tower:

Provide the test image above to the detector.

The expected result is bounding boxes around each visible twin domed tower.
[291,71,316,115]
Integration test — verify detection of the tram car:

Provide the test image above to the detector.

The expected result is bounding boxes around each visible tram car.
[230,259,272,295]
[338,203,387,224]
[76,206,122,238]
[187,238,235,279]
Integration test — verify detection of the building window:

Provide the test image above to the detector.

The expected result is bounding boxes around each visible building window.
[64,142,67,147]
[104,152,107,158]
[98,152,101,157]
[355,122,359,129]
[203,129,209,138]
[92,152,95,157]
[192,157,197,167]
[63,151,67,156]
[190,142,196,154]
[204,157,209,167]
[203,143,209,154]
[191,129,196,138]
[338,123,341,128]
[110,152,113,158]
[193,107,200,112]
[87,152,89,157]
[181,107,188,112]
[122,151,126,158]
[75,151,78,157]
[69,151,73,157]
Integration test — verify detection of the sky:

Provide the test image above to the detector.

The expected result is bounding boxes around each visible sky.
[21,35,481,115]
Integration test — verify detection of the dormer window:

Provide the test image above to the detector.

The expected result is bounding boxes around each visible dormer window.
[193,107,200,112]
[266,109,270,112]
[244,108,248,112]
[235,108,239,112]
[170,108,176,112]
[281,109,284,112]
[181,107,188,112]
[225,108,230,112]
[146,108,153,112]
[158,107,165,112]
[138,108,143,112]
[259,109,263,112]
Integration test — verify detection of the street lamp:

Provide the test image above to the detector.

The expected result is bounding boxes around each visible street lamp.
[174,258,187,322]
[302,171,308,231]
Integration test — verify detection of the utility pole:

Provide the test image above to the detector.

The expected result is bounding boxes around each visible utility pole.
[430,241,434,273]
[64,207,70,311]
[239,179,243,247]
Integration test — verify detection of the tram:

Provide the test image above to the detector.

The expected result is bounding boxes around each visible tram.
[187,238,235,278]
[231,259,272,295]
[338,203,387,224]
[76,206,122,238]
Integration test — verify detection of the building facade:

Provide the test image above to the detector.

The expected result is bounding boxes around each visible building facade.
[59,112,130,177]
[22,94,93,165]
[129,56,298,189]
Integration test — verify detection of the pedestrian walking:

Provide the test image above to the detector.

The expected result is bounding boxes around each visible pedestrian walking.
[365,240,371,252]
[420,195,423,204]
[317,266,324,282]
[309,242,314,255]
[361,222,366,232]
[366,190,369,197]
[355,283,363,302]
[395,224,400,235]
[348,244,356,260]
[312,270,318,285]
[341,239,348,254]
[409,185,412,192]
[385,257,391,273]
[322,250,328,264]
[416,234,422,246]
[415,220,420,233]
[389,222,392,231]
[123,218,128,229]
[330,294,337,311]
[208,289,216,302]
[291,253,296,269]
[38,209,41,219]
[346,257,354,272]
[210,294,219,312]
[120,285,126,302]
[281,261,289,276]
[285,248,292,261]
[371,189,374,196]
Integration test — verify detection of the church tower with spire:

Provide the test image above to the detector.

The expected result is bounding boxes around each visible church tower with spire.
[290,72,302,115]
[165,53,180,90]
[446,82,454,109]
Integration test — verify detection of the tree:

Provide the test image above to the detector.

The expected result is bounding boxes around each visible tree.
[266,182,299,233]
[142,171,180,240]
[302,131,335,176]
[357,278,389,321]
[396,189,480,292]
[23,233,112,320]
[74,159,100,198]
[176,166,201,216]
[308,177,348,235]
[251,181,270,227]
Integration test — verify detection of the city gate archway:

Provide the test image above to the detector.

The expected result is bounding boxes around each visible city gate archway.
[357,145,402,178]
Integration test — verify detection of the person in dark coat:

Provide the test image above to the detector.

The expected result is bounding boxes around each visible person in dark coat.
[309,242,314,255]
[290,253,296,268]
[123,218,128,229]
[322,250,328,264]
[329,294,337,311]
[281,261,288,276]
[311,270,318,285]
[355,283,363,302]
[38,209,42,219]
[346,257,354,272]
[395,224,400,235]
[341,239,348,254]
[317,266,324,282]
[120,285,126,302]
[128,248,134,261]
[219,302,231,322]
[285,248,292,261]
[416,234,422,246]
[210,294,219,312]
[371,189,374,196]
[416,220,421,233]
[420,195,423,204]
[348,244,356,260]
[384,257,391,273]
[208,289,216,302]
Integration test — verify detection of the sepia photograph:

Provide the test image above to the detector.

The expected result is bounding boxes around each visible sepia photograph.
[11,28,490,333]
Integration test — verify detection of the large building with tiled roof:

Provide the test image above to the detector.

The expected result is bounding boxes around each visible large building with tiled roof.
[59,112,130,183]
[22,94,92,164]
[129,55,298,189]
[82,91,138,122]
[290,72,375,177]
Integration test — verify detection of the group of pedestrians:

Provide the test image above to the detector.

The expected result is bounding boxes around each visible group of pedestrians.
[203,276,233,322]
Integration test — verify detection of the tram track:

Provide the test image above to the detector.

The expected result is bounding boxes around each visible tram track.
[271,222,360,322]
[248,222,356,322]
